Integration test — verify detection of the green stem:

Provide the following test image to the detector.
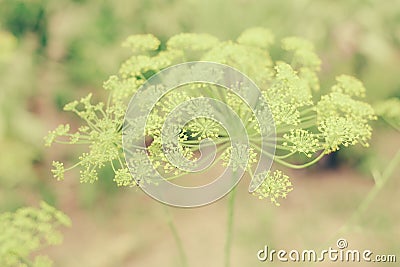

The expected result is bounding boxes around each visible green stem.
[250,140,292,152]
[299,106,315,115]
[251,139,325,168]
[312,149,400,261]
[275,151,296,159]
[249,135,286,141]
[276,121,316,134]
[224,176,237,267]
[163,205,189,267]
[273,151,325,169]
[183,139,229,150]
[64,161,82,171]
[55,140,91,145]
[337,149,400,235]
[382,117,400,131]
[305,147,400,267]
[182,137,229,144]
[299,114,317,122]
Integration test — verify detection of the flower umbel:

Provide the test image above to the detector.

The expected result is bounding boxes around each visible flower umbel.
[253,170,293,206]
[45,28,376,206]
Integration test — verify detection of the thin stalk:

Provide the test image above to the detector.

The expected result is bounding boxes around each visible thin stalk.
[273,151,325,169]
[182,137,229,144]
[299,107,315,115]
[335,149,400,237]
[163,205,189,267]
[64,161,82,171]
[55,140,91,145]
[299,114,317,122]
[275,151,296,159]
[253,142,325,169]
[276,121,316,134]
[224,172,238,267]
[382,117,400,131]
[308,149,400,265]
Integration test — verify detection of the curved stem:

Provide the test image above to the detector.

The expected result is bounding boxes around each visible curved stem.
[117,154,125,168]
[273,151,325,169]
[274,151,296,159]
[110,160,117,172]
[64,161,82,171]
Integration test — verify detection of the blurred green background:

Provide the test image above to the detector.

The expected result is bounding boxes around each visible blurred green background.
[0,0,399,266]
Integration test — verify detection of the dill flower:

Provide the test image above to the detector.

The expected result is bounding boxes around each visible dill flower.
[332,75,366,98]
[252,170,293,206]
[283,129,321,157]
[46,28,376,206]
[318,116,372,152]
[113,167,135,187]
[51,161,65,181]
[222,144,257,172]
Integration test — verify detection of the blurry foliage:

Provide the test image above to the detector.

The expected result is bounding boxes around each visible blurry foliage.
[2,0,393,93]
[80,0,399,99]
[0,30,43,202]
[0,31,17,62]
[0,202,70,267]
[0,0,48,49]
